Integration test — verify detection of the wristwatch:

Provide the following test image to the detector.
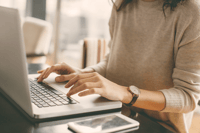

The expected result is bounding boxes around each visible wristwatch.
[125,86,140,107]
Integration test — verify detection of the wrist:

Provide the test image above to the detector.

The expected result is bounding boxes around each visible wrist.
[124,86,141,107]
[121,87,133,104]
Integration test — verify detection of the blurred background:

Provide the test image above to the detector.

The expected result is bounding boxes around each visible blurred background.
[1,1,200,133]
[0,0,112,68]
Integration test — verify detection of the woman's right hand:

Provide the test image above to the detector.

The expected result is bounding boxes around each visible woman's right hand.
[37,62,94,82]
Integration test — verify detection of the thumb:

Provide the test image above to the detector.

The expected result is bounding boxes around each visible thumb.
[55,74,76,82]
[80,68,95,73]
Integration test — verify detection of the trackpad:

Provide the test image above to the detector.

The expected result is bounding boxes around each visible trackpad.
[43,73,72,94]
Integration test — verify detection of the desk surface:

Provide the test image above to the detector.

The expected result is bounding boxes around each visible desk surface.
[0,64,173,133]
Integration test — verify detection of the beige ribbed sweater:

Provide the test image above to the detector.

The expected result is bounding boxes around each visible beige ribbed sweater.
[89,0,200,132]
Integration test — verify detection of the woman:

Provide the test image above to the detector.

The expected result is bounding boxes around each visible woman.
[37,0,200,132]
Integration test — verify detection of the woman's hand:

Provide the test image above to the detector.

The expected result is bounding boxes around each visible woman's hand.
[65,72,132,103]
[37,62,94,82]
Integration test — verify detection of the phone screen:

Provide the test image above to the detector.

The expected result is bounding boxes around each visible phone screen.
[70,115,132,132]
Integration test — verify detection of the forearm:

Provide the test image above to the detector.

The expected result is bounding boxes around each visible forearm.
[134,89,165,111]
[122,88,166,111]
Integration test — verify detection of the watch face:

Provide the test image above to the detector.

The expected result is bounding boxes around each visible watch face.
[130,86,140,95]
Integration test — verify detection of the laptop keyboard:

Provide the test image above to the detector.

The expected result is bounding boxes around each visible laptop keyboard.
[29,79,76,108]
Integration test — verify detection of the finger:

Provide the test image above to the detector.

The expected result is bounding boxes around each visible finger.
[67,82,100,97]
[67,76,98,92]
[80,68,95,73]
[65,73,96,88]
[37,71,44,81]
[37,67,50,79]
[55,74,76,82]
[37,69,45,73]
[78,88,101,97]
[43,65,60,79]
[37,68,49,82]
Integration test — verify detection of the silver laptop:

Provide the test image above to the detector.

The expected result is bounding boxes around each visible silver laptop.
[0,6,122,120]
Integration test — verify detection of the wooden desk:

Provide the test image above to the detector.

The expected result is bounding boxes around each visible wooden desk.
[0,64,173,133]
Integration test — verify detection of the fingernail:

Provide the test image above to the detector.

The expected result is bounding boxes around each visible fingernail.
[65,84,68,88]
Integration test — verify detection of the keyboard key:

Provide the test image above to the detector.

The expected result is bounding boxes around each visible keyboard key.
[40,101,46,105]
[36,99,43,102]
[45,99,51,102]
[42,104,49,107]
[54,101,63,105]
[34,101,41,106]
[59,99,66,102]
[42,97,48,100]
[50,98,57,101]
[39,95,45,98]
[41,92,48,95]
[37,94,43,96]
[61,101,69,105]
[48,102,56,106]
[37,105,43,108]
[57,97,63,100]
[33,97,40,100]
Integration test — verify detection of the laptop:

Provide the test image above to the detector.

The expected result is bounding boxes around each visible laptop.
[0,6,122,121]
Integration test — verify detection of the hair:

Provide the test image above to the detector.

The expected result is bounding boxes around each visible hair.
[111,0,186,16]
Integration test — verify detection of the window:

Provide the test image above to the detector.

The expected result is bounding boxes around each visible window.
[0,0,26,17]
[46,0,112,68]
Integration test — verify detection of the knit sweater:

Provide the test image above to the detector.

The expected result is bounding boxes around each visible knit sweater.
[89,0,200,132]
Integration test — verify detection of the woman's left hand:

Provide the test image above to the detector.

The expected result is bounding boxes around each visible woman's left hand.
[65,72,132,103]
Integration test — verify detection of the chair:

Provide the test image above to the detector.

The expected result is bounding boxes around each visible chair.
[22,17,53,63]
[80,38,109,69]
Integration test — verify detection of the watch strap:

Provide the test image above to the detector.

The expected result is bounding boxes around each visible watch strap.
[125,94,139,107]
[124,86,140,107]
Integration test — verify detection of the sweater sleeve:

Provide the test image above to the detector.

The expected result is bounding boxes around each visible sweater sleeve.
[160,6,200,113]
[87,41,111,77]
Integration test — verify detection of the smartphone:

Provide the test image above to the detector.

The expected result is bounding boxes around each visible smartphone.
[68,114,140,133]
